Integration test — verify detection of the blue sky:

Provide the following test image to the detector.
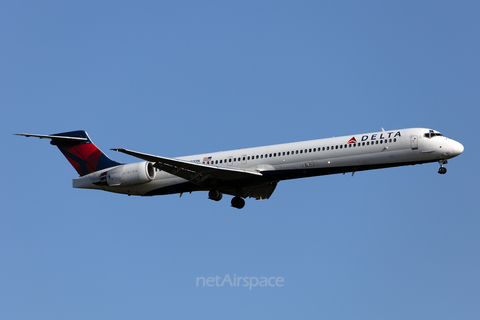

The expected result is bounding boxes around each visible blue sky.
[1,1,479,319]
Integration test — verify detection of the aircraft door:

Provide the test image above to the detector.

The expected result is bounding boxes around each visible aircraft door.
[227,156,233,166]
[411,135,418,150]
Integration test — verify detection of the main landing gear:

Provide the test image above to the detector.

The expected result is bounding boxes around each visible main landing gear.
[231,196,245,209]
[208,189,223,201]
[438,160,447,174]
[208,189,245,209]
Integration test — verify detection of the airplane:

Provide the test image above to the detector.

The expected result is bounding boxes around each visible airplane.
[16,128,464,209]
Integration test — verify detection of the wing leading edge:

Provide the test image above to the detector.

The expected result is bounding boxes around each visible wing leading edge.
[111,148,263,186]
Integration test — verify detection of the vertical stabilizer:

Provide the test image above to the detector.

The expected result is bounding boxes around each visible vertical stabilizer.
[16,131,122,176]
[50,131,122,176]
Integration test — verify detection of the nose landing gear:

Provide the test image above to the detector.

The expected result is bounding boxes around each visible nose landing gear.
[438,160,448,174]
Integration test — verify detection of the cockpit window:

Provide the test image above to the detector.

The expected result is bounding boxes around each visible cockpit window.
[424,130,443,138]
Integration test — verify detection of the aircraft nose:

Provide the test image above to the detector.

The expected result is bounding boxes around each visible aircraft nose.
[452,140,464,156]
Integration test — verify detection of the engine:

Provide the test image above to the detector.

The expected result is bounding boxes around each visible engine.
[99,162,156,187]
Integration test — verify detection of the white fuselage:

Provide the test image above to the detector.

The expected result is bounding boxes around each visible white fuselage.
[73,128,464,198]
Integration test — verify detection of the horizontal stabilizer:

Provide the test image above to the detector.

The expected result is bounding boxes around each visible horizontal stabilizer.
[15,133,88,141]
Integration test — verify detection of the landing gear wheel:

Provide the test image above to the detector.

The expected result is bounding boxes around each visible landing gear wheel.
[208,189,223,201]
[231,196,245,209]
[438,160,448,174]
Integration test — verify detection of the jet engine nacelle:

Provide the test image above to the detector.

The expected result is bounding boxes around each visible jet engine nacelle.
[102,161,156,187]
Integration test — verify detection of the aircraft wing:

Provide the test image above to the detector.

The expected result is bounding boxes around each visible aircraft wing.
[111,148,263,186]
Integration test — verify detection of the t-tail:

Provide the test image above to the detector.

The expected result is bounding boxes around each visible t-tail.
[15,130,122,176]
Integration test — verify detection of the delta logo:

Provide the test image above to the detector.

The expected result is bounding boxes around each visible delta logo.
[348,131,402,144]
